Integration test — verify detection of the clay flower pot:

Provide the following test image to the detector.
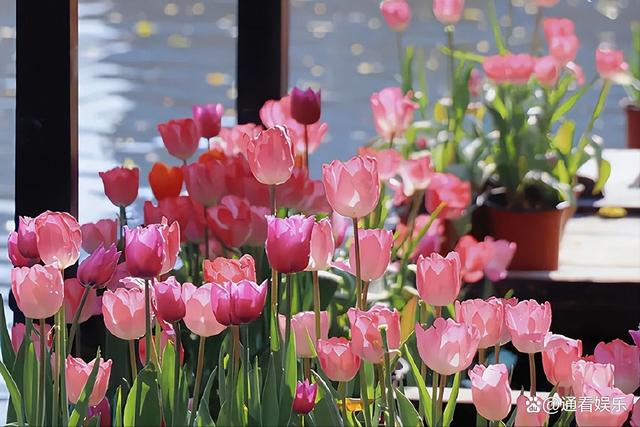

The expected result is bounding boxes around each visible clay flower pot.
[626,104,640,149]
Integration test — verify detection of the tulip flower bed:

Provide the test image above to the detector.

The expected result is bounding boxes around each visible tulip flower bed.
[3,1,640,427]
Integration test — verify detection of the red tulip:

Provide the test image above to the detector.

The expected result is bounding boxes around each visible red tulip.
[425,172,471,219]
[317,337,361,382]
[432,0,464,25]
[64,278,100,324]
[416,251,461,306]
[154,276,186,323]
[65,356,112,406]
[593,339,640,394]
[207,195,252,248]
[182,283,226,337]
[415,317,480,375]
[192,103,224,139]
[595,48,629,80]
[292,380,318,415]
[149,162,183,200]
[102,287,147,340]
[16,216,39,259]
[370,87,417,142]
[306,218,334,271]
[11,264,64,319]
[358,147,402,181]
[81,219,118,254]
[483,54,535,84]
[203,254,256,285]
[246,126,295,186]
[469,364,512,421]
[35,211,82,270]
[7,231,40,267]
[290,87,321,125]
[99,167,139,207]
[124,224,165,279]
[380,0,411,32]
[505,300,552,354]
[210,279,268,325]
[77,244,120,288]
[278,311,329,358]
[542,333,583,388]
[322,155,380,218]
[157,118,200,161]
[535,56,561,87]
[183,158,226,206]
[265,215,314,274]
[348,305,401,364]
[455,298,504,349]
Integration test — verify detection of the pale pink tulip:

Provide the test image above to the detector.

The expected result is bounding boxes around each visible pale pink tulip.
[11,264,64,319]
[455,298,504,349]
[348,305,401,364]
[514,393,548,427]
[505,300,552,353]
[35,211,82,270]
[322,155,380,218]
[432,0,465,25]
[593,339,640,394]
[358,147,402,181]
[575,383,634,426]
[483,237,517,281]
[415,318,480,375]
[278,311,329,358]
[549,35,579,65]
[542,333,583,388]
[370,87,417,141]
[399,155,433,196]
[246,125,295,186]
[416,252,461,306]
[65,356,112,406]
[306,218,335,271]
[483,54,535,84]
[317,337,361,382]
[571,359,616,397]
[335,228,393,282]
[101,288,147,340]
[469,364,512,421]
[380,0,411,32]
[182,283,226,337]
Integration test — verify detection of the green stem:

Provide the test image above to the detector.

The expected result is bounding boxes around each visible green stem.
[144,279,152,365]
[380,328,397,426]
[188,336,206,427]
[312,271,321,346]
[352,217,363,309]
[129,340,138,382]
[59,306,68,424]
[172,322,181,427]
[67,286,91,353]
[285,274,293,345]
[340,382,349,424]
[432,372,439,427]
[437,374,447,423]
[360,366,372,427]
[52,312,59,426]
[270,267,280,351]
[36,319,46,427]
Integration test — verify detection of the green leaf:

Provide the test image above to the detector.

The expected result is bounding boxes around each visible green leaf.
[113,386,124,427]
[278,333,297,426]
[312,371,344,427]
[22,343,38,425]
[261,353,280,426]
[402,45,415,94]
[161,342,177,424]
[0,295,15,368]
[195,368,217,427]
[69,349,103,426]
[551,79,594,123]
[593,158,611,194]
[0,360,25,426]
[442,372,460,427]
[248,358,262,425]
[400,297,418,345]
[487,0,507,54]
[123,365,162,426]
[404,344,432,425]
[395,386,421,427]
[553,120,575,156]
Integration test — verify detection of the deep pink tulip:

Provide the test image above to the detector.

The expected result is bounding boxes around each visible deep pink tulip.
[182,283,226,337]
[11,322,52,356]
[415,318,480,375]
[87,398,111,427]
[630,400,640,427]
[542,333,583,388]
[575,383,634,427]
[306,218,335,271]
[101,287,147,340]
[290,87,321,125]
[35,211,82,270]
[425,173,471,219]
[77,244,120,288]
[535,56,561,86]
[124,225,165,279]
[65,355,112,406]
[246,206,270,247]
[380,0,411,32]
[183,158,226,206]
[138,328,184,365]
[348,305,401,364]
[536,0,559,7]
[99,167,139,208]
[64,278,100,324]
[370,87,417,141]
[265,215,314,274]
[432,0,464,25]
[17,216,39,259]
[158,218,181,275]
[549,35,579,65]
[455,298,504,349]
[203,254,256,285]
[543,18,575,42]
[469,364,512,421]
[594,339,640,394]
[154,276,186,323]
[246,125,295,186]
[11,264,64,319]
[358,147,402,181]
[505,300,552,353]
[595,48,629,79]
[192,104,224,139]
[157,118,200,161]
[8,231,39,267]
[571,359,616,397]
[483,54,535,84]
[210,279,268,325]
[207,195,252,248]
[416,251,461,306]
[278,311,329,358]
[336,228,393,282]
[399,155,433,196]
[322,155,380,218]
[292,380,318,414]
[514,393,548,427]
[317,337,361,382]
[81,219,118,254]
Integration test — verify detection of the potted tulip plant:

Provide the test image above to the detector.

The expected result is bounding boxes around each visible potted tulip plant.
[624,22,640,149]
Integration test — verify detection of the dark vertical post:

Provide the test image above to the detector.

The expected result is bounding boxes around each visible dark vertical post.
[236,0,289,125]
[15,0,79,219]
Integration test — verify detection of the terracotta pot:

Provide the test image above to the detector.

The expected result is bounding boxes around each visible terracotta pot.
[626,104,640,149]
[479,191,568,271]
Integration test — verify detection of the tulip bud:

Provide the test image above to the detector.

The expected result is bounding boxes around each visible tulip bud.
[290,87,321,125]
[77,244,120,288]
[469,364,512,421]
[99,167,139,208]
[415,318,480,376]
[380,0,411,32]
[317,337,361,382]
[416,251,462,307]
[292,380,318,415]
[192,103,224,139]
[65,356,112,406]
[265,215,314,274]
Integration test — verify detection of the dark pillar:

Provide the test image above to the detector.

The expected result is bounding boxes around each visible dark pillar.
[236,0,289,125]
[15,0,78,219]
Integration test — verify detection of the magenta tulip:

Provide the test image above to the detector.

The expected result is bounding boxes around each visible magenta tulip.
[416,251,461,306]
[35,211,82,270]
[322,155,380,218]
[192,104,224,139]
[17,216,39,259]
[292,380,318,415]
[505,300,552,353]
[11,264,64,319]
[154,276,186,323]
[8,231,39,267]
[99,167,139,208]
[265,215,314,274]
[157,118,200,161]
[210,279,268,326]
[124,225,165,279]
[415,318,480,375]
[290,87,321,125]
[469,364,512,421]
[77,244,120,288]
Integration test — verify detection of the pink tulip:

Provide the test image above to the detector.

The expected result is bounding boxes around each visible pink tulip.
[17,216,39,258]
[157,118,200,161]
[77,244,120,288]
[468,68,482,97]
[124,225,165,278]
[246,206,270,247]
[571,359,616,397]
[207,195,252,248]
[182,283,226,337]
[160,219,181,275]
[542,333,583,388]
[394,215,443,261]
[498,297,518,345]
[630,328,640,347]
[138,327,184,365]
[455,298,504,349]
[483,54,535,84]
[432,0,464,25]
[416,251,461,306]
[505,300,552,353]
[415,318,480,375]
[593,339,640,394]
[278,311,329,358]
[535,0,559,7]
[514,393,548,427]
[292,380,318,414]
[331,212,351,248]
[425,173,471,219]
[630,400,640,427]
[358,147,402,181]
[35,211,82,270]
[246,126,295,186]
[99,167,139,208]
[11,322,52,356]
[65,355,112,406]
[203,254,256,285]
[154,277,186,323]
[265,215,314,274]
[370,87,417,141]
[575,383,634,427]
[543,18,575,42]
[317,337,361,382]
[469,364,512,421]
[290,87,321,125]
[7,231,39,267]
[210,279,268,325]
[81,219,118,254]
[183,158,226,206]
[595,48,629,79]
[348,305,401,364]
[380,0,411,32]
[483,237,517,281]
[535,56,561,86]
[335,228,393,282]
[322,155,380,218]
[454,236,488,283]
[105,262,130,292]
[307,218,335,271]
[399,155,433,196]
[101,288,147,340]
[565,61,585,85]
[549,35,579,65]
[11,264,64,319]
[64,278,100,324]
[192,104,224,139]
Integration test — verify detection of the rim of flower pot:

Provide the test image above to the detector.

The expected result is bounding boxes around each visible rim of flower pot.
[477,187,571,213]
[621,97,640,111]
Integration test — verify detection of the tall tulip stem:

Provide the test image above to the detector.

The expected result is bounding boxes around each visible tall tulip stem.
[144,279,152,365]
[36,319,46,427]
[304,125,310,170]
[172,322,182,427]
[203,205,210,265]
[285,274,293,345]
[67,285,91,353]
[529,353,537,397]
[270,268,280,351]
[359,366,372,427]
[380,327,397,426]
[478,348,486,366]
[312,271,321,343]
[129,340,138,382]
[339,382,349,424]
[432,372,439,427]
[270,185,277,216]
[352,217,363,309]
[494,344,501,363]
[188,335,206,427]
